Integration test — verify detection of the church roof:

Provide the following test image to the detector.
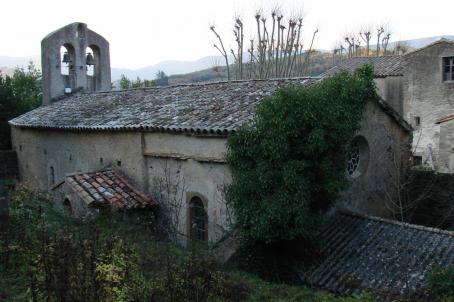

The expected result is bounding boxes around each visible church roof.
[63,169,156,210]
[320,55,404,78]
[303,211,454,296]
[9,76,411,135]
[9,78,318,135]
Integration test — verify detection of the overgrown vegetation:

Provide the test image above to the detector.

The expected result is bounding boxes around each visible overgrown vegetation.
[0,63,41,149]
[1,185,383,301]
[226,66,377,278]
[428,266,454,301]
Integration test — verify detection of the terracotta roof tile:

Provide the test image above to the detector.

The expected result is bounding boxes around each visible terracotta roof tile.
[65,169,156,209]
[435,115,454,124]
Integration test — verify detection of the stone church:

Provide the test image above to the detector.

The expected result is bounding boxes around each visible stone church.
[11,22,454,245]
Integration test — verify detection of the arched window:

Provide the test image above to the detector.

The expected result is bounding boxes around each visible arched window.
[63,198,73,216]
[189,196,208,241]
[347,136,370,178]
[49,166,55,186]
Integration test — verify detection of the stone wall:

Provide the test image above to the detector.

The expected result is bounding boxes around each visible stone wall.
[11,99,410,241]
[338,101,411,218]
[374,77,404,116]
[403,42,454,170]
[11,128,231,244]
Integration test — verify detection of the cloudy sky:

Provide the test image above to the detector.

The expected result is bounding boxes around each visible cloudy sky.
[1,0,453,69]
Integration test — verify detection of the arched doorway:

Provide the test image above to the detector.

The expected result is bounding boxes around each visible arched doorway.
[63,198,73,217]
[188,196,208,242]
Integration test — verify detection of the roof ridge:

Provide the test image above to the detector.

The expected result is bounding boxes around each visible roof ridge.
[64,167,114,177]
[347,55,402,59]
[99,76,321,95]
[339,209,454,237]
[404,38,454,57]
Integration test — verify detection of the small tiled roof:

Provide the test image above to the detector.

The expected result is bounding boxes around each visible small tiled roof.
[303,211,454,296]
[435,115,454,124]
[65,169,156,209]
[320,56,404,78]
[9,78,318,135]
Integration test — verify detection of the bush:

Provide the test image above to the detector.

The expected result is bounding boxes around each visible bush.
[0,185,155,301]
[226,66,376,249]
[428,266,454,300]
[0,64,41,149]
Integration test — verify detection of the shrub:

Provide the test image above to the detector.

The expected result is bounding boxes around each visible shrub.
[226,66,376,246]
[428,265,454,300]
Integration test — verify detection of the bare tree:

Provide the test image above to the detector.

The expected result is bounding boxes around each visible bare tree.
[345,36,355,58]
[210,25,231,81]
[209,5,317,80]
[337,24,392,58]
[381,32,391,55]
[360,27,372,56]
[376,26,385,56]
[392,41,411,55]
[149,160,188,242]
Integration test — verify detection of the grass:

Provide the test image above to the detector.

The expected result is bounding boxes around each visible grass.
[227,271,377,302]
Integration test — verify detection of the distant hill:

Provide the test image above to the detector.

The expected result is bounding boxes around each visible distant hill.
[111,56,226,80]
[0,55,40,70]
[388,35,454,49]
[167,51,335,85]
[2,35,453,81]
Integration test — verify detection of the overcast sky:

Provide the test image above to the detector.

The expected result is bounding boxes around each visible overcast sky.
[1,0,453,69]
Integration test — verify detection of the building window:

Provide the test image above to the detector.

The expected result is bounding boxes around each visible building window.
[189,196,208,242]
[414,116,421,127]
[413,156,422,166]
[443,57,454,81]
[347,136,370,178]
[49,166,55,186]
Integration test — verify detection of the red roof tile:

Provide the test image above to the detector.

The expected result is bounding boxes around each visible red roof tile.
[435,115,454,124]
[65,169,157,210]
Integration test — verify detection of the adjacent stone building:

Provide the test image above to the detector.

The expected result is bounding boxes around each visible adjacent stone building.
[323,39,454,172]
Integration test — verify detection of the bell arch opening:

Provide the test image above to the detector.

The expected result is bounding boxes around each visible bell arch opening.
[85,46,95,76]
[60,44,74,76]
[86,44,101,91]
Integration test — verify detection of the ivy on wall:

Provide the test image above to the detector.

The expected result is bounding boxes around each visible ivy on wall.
[226,65,378,246]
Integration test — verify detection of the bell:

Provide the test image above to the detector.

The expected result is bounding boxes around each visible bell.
[62,52,70,64]
[86,52,95,66]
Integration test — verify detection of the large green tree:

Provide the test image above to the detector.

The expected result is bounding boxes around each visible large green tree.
[226,66,377,246]
[0,63,41,149]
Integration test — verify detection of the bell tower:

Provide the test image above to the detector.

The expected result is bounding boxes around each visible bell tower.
[41,23,111,105]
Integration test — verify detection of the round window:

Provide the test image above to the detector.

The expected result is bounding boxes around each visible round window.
[347,136,370,178]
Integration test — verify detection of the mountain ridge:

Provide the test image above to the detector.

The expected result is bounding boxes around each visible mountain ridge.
[1,35,453,79]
